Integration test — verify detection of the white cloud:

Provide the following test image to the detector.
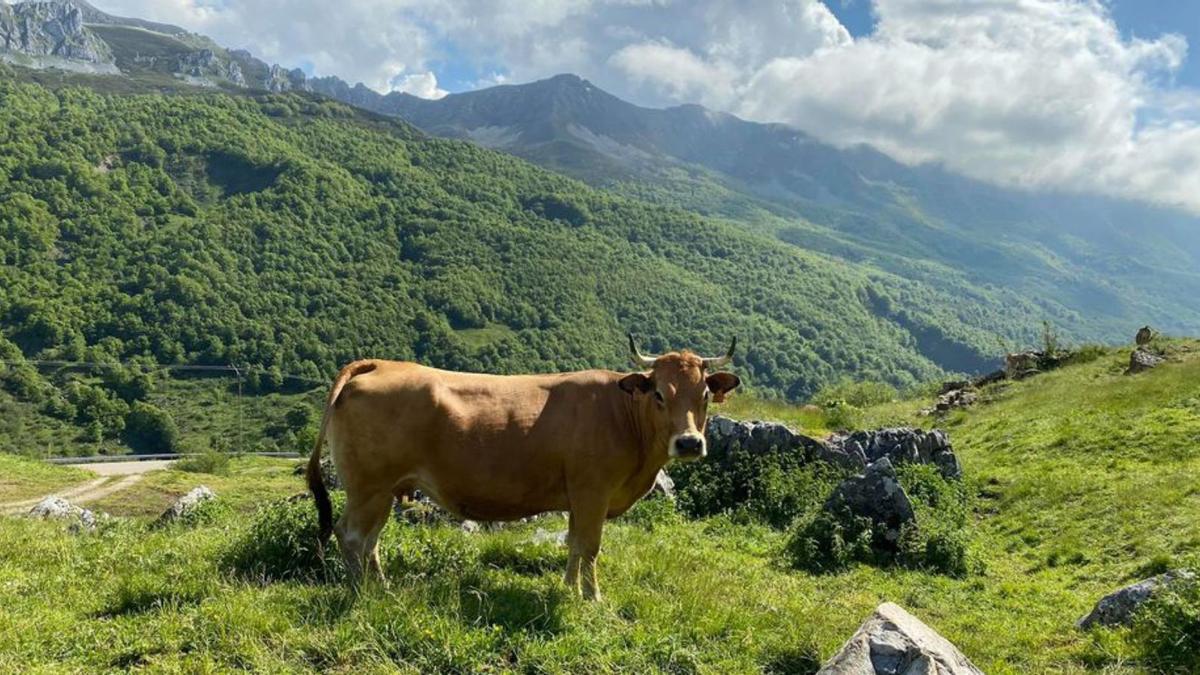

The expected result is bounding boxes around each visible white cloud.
[390,71,448,99]
[89,0,1200,212]
[735,0,1200,212]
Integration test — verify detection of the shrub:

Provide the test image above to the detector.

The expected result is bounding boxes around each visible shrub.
[224,494,344,582]
[124,401,179,454]
[1064,343,1107,366]
[811,379,897,408]
[1131,572,1200,672]
[785,506,876,574]
[174,448,230,475]
[620,496,682,530]
[785,464,976,576]
[671,444,844,529]
[822,400,862,431]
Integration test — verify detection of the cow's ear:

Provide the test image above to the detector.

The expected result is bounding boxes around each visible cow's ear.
[618,373,653,395]
[706,372,741,403]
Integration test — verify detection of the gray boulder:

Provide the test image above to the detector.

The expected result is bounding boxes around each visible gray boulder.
[824,458,915,545]
[818,602,983,674]
[530,528,568,546]
[830,428,961,480]
[155,486,216,525]
[1077,570,1196,629]
[28,496,97,532]
[1126,348,1163,375]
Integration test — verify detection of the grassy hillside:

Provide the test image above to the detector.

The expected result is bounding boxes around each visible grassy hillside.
[0,64,1043,415]
[1,341,1197,671]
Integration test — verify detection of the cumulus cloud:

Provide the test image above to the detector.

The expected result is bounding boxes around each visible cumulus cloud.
[390,71,448,99]
[89,0,1200,211]
[735,0,1200,212]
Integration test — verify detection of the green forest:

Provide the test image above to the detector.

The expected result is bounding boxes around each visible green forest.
[0,66,1051,451]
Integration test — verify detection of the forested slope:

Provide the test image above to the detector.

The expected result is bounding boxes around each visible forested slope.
[1,67,1034,419]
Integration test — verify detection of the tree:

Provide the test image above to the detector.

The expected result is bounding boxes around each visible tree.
[124,402,180,454]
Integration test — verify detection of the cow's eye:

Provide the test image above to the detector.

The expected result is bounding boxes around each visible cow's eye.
[653,391,665,405]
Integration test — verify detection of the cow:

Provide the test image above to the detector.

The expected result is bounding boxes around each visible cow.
[306,335,740,600]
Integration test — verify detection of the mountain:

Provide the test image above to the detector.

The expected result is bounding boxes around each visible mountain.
[2,63,1050,412]
[360,74,1200,345]
[5,2,1196,354]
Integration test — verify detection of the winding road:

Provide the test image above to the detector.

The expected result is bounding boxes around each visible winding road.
[0,460,171,515]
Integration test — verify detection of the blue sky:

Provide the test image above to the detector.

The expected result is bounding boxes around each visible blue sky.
[96,0,1200,212]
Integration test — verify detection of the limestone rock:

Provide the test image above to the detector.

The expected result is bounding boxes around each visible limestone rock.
[818,602,983,674]
[28,496,97,532]
[1126,348,1163,375]
[829,428,962,480]
[650,469,675,499]
[155,486,216,525]
[0,1,113,63]
[824,458,915,545]
[1077,570,1196,629]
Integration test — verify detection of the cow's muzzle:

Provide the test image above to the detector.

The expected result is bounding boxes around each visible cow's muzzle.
[670,433,707,461]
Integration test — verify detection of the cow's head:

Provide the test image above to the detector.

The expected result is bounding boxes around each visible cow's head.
[618,334,740,461]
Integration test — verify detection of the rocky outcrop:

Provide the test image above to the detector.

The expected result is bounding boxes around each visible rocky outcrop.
[155,485,216,525]
[174,48,244,86]
[0,1,113,64]
[1077,570,1196,629]
[706,415,863,471]
[1126,347,1163,375]
[828,427,962,480]
[818,602,983,674]
[824,458,915,545]
[650,469,675,500]
[263,63,310,92]
[28,496,98,531]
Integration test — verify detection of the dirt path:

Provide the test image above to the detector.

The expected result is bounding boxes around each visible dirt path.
[0,460,169,515]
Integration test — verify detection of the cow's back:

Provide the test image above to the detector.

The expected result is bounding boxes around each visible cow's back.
[328,362,638,520]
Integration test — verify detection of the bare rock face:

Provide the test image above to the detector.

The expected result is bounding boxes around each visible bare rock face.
[0,1,113,63]
[28,496,98,532]
[1077,570,1196,630]
[1126,347,1163,375]
[705,416,963,480]
[818,602,984,675]
[155,486,216,525]
[824,458,915,545]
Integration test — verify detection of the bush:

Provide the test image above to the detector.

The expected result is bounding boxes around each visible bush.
[811,379,897,408]
[123,401,179,454]
[224,494,344,582]
[785,506,876,574]
[671,444,845,529]
[1131,572,1200,672]
[784,464,976,576]
[174,448,231,476]
[620,496,682,530]
[822,400,862,431]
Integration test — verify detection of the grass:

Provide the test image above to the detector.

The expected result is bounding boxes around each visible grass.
[0,341,1198,671]
[0,454,91,503]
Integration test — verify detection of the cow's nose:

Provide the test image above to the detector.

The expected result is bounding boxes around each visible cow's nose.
[673,434,705,458]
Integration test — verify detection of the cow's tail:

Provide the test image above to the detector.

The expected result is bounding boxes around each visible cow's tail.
[308,360,378,554]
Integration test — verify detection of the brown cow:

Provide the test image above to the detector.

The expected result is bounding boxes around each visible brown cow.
[306,335,740,599]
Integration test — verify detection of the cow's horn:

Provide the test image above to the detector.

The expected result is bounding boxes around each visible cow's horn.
[702,337,737,369]
[628,333,658,368]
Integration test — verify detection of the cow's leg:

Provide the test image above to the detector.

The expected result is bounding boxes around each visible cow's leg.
[335,489,392,585]
[564,511,583,593]
[565,498,608,601]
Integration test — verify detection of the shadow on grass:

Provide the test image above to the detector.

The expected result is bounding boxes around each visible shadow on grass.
[477,539,567,576]
[458,570,568,635]
[762,644,822,674]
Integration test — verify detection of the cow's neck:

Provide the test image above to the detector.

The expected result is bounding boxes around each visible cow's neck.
[625,394,673,476]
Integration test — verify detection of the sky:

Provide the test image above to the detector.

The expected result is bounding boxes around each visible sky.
[92,0,1200,213]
